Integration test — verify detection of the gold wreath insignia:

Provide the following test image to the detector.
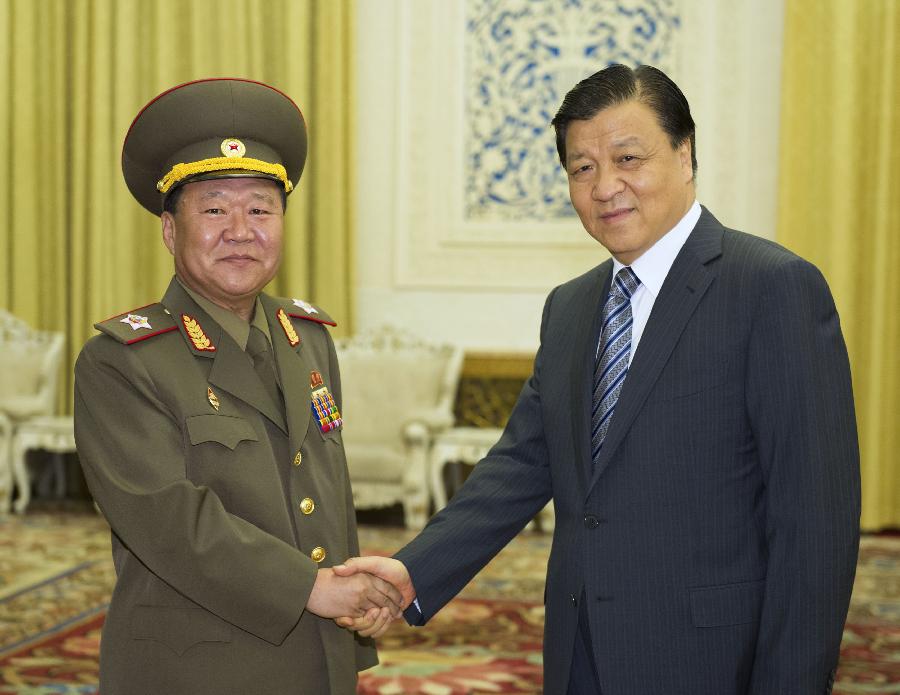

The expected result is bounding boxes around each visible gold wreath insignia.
[277,309,301,347]
[181,314,216,351]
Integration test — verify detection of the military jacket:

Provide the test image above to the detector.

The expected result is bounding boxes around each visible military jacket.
[74,278,375,695]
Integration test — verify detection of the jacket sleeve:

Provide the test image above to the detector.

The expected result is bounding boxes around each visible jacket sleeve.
[74,336,316,645]
[745,258,860,694]
[394,288,558,623]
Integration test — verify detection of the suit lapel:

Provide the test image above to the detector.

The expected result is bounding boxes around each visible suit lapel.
[261,295,312,448]
[208,338,288,432]
[162,279,288,433]
[587,209,724,492]
[570,260,614,494]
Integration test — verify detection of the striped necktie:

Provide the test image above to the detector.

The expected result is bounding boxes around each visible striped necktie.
[591,267,641,467]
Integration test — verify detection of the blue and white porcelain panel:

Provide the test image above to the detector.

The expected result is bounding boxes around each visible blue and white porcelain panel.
[465,0,680,221]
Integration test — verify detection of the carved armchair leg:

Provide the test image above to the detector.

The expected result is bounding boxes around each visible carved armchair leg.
[0,419,11,514]
[10,434,31,514]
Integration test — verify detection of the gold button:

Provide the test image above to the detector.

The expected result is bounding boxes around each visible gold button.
[310,546,326,563]
[300,497,315,515]
[293,451,302,466]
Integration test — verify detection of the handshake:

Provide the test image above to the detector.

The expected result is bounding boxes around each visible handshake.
[306,556,415,638]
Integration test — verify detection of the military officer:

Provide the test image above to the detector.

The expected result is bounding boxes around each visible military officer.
[74,78,401,695]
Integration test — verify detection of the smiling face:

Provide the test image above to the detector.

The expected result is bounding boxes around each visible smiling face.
[161,177,284,319]
[565,99,695,265]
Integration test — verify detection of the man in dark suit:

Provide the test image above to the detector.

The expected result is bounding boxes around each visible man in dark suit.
[335,64,861,694]
[74,78,401,694]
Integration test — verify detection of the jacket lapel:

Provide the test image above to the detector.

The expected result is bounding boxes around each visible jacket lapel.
[261,295,312,447]
[587,209,724,492]
[208,338,288,432]
[162,279,288,433]
[570,260,614,494]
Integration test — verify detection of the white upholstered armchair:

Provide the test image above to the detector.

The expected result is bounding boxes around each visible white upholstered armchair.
[0,310,67,512]
[335,326,464,529]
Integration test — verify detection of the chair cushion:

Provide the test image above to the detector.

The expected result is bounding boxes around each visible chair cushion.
[338,351,448,443]
[0,343,45,410]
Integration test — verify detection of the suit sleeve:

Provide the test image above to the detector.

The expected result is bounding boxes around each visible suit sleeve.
[394,288,558,623]
[74,337,315,645]
[745,258,860,694]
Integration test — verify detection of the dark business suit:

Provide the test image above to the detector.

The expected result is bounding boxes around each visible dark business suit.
[396,208,860,695]
[74,278,375,694]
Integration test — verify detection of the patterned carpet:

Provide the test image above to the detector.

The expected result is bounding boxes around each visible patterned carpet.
[0,513,897,694]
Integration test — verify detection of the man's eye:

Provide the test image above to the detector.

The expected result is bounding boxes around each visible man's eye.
[620,155,638,163]
[571,164,592,175]
[205,208,224,215]
[249,208,268,215]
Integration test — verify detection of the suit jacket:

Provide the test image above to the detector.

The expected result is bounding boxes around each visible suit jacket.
[74,278,375,695]
[396,208,860,695]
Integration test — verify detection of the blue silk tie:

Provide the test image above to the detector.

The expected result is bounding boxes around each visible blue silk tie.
[591,267,641,467]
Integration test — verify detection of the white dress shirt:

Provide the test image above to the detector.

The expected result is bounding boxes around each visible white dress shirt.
[605,200,701,365]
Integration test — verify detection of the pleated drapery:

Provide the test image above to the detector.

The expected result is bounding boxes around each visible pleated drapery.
[778,0,900,530]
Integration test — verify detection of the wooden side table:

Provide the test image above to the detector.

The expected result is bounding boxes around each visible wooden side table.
[430,426,554,531]
[9,415,76,513]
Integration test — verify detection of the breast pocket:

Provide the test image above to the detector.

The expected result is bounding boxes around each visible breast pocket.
[655,357,733,402]
[186,414,258,450]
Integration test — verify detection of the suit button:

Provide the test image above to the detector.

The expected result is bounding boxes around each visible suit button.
[583,515,600,529]
[569,593,578,607]
[293,451,302,467]
[299,497,315,515]
[310,546,326,563]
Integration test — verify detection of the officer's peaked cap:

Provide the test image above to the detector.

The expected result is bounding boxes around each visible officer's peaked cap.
[122,78,307,216]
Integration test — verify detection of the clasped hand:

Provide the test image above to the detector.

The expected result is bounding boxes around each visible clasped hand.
[308,556,414,638]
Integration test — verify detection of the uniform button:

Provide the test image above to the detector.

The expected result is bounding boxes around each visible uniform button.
[584,515,600,529]
[293,451,302,466]
[569,593,578,607]
[300,497,315,515]
[310,546,326,563]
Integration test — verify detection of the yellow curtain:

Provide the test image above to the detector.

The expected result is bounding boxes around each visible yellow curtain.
[778,0,900,530]
[0,0,356,412]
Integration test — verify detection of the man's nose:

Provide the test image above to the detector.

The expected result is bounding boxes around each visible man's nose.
[592,166,624,202]
[224,212,253,241]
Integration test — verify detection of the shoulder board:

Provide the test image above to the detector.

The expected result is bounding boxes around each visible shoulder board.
[278,297,337,327]
[94,303,178,345]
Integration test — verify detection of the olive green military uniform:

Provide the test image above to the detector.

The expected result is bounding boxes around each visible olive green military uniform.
[75,278,376,694]
[74,78,375,694]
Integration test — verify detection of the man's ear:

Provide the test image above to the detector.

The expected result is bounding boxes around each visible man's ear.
[161,212,176,256]
[678,140,693,181]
